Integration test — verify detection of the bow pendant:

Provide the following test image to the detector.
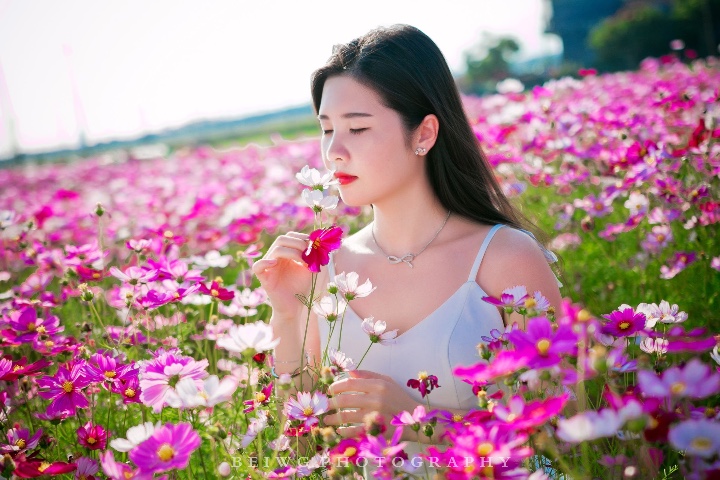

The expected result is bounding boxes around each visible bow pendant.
[387,253,415,268]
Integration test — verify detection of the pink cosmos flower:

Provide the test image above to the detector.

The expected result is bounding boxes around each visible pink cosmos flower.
[360,317,398,345]
[493,394,569,430]
[284,391,329,428]
[358,427,407,477]
[100,450,157,480]
[427,423,532,478]
[74,457,99,480]
[668,419,720,458]
[7,307,62,344]
[333,271,376,301]
[126,238,152,253]
[574,193,613,217]
[37,362,90,417]
[406,371,440,398]
[601,307,648,337]
[507,316,578,368]
[482,285,529,312]
[109,266,159,285]
[301,225,343,272]
[641,225,673,254]
[77,421,107,450]
[391,405,435,428]
[0,357,51,382]
[556,402,643,443]
[198,280,234,301]
[13,454,77,478]
[243,382,273,413]
[175,374,239,408]
[0,427,43,454]
[139,349,208,413]
[660,251,697,279]
[216,321,280,355]
[129,423,201,475]
[84,351,128,384]
[638,358,720,400]
[453,350,529,386]
[651,325,717,353]
[711,256,720,272]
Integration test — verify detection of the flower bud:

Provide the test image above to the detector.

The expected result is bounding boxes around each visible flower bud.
[95,203,105,217]
[327,283,338,295]
[422,424,434,438]
[218,462,231,477]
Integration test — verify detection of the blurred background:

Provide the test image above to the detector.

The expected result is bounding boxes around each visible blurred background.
[0,0,717,164]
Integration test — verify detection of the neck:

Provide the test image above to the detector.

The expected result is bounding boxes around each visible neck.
[371,197,450,255]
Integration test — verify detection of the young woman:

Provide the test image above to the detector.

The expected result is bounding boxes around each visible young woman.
[252,24,562,452]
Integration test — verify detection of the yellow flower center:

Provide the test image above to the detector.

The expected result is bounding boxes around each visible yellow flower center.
[45,340,55,348]
[343,447,357,457]
[303,407,314,417]
[482,465,494,477]
[536,339,551,356]
[452,414,463,422]
[15,439,26,448]
[418,371,428,381]
[505,413,517,422]
[577,309,591,322]
[670,382,686,395]
[62,381,74,393]
[163,230,174,239]
[124,388,136,398]
[465,464,475,474]
[312,239,322,250]
[173,292,180,298]
[691,437,712,451]
[13,365,22,372]
[594,202,604,211]
[36,326,46,334]
[38,462,51,473]
[211,289,219,297]
[657,234,665,242]
[27,322,36,332]
[124,472,133,479]
[87,437,97,444]
[93,272,101,279]
[104,371,116,379]
[524,298,537,309]
[255,392,266,403]
[157,443,175,461]
[618,321,631,330]
[477,442,494,456]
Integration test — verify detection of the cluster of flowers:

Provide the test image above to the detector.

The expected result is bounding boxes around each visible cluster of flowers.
[465,55,719,279]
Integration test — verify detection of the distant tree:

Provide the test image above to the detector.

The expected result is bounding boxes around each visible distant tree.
[589,0,720,72]
[461,35,521,95]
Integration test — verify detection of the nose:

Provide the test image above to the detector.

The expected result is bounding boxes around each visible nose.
[324,132,349,166]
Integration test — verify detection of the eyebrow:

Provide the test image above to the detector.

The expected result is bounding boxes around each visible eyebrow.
[317,113,374,120]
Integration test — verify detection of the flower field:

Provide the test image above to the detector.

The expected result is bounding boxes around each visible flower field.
[0,55,719,479]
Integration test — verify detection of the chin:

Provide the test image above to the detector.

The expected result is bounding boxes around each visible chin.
[338,192,371,208]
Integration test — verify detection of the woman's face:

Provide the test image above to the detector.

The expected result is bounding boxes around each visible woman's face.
[318,75,424,207]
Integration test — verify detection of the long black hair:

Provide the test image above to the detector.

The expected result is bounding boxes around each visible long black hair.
[310,24,539,234]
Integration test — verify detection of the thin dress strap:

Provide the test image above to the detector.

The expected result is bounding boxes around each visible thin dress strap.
[327,251,337,279]
[467,224,505,282]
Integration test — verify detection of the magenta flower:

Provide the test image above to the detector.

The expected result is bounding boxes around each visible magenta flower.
[453,350,529,386]
[139,349,208,413]
[482,285,529,312]
[74,457,99,480]
[129,423,201,475]
[37,362,90,417]
[0,356,51,382]
[601,307,647,337]
[284,391,329,428]
[243,382,273,413]
[13,453,77,478]
[77,421,107,450]
[7,307,62,344]
[391,405,435,428]
[197,280,234,301]
[301,225,343,272]
[649,325,718,353]
[638,358,720,400]
[109,266,159,285]
[493,394,569,430]
[406,371,440,398]
[84,351,127,384]
[507,316,577,368]
[100,450,159,480]
[660,251,697,279]
[641,225,673,254]
[0,427,43,454]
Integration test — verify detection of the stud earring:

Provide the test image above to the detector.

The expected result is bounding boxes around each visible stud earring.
[414,147,427,156]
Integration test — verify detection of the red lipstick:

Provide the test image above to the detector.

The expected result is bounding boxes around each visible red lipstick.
[335,173,358,185]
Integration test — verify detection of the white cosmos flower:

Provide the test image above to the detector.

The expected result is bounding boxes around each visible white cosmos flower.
[334,271,376,301]
[328,348,356,371]
[176,374,240,408]
[624,191,649,216]
[110,422,160,452]
[189,250,233,269]
[312,295,347,322]
[640,337,669,354]
[301,189,339,211]
[710,345,720,367]
[241,410,268,448]
[295,165,338,190]
[216,322,280,354]
[637,301,687,329]
[361,316,398,345]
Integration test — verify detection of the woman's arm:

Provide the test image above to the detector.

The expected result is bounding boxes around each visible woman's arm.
[478,227,563,330]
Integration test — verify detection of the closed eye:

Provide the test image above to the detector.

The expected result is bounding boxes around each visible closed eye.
[350,128,368,135]
[322,129,333,135]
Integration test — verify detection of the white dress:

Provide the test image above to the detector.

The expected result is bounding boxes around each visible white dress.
[318,224,507,475]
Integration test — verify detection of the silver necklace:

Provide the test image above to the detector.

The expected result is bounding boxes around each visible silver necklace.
[371,211,451,268]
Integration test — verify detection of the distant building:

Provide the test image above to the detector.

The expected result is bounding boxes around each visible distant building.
[546,0,624,65]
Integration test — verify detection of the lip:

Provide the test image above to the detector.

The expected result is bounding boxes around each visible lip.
[334,173,358,185]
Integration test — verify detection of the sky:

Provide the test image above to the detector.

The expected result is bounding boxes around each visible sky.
[0,0,562,158]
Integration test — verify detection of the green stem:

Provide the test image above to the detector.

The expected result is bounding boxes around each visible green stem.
[356,343,373,369]
[299,274,318,391]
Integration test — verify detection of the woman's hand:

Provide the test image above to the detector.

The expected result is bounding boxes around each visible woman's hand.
[324,370,421,439]
[252,232,314,320]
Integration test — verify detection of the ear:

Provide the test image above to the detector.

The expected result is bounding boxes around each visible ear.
[413,114,439,155]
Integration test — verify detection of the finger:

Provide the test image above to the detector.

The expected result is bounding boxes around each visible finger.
[272,235,311,251]
[329,393,380,412]
[263,246,306,264]
[328,377,385,396]
[285,231,310,240]
[251,258,278,275]
[336,425,365,439]
[324,409,365,427]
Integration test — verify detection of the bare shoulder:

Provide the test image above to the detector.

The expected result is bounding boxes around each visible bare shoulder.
[477,226,563,308]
